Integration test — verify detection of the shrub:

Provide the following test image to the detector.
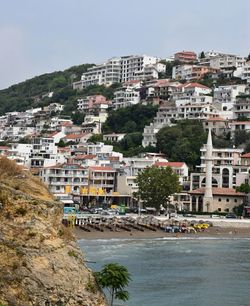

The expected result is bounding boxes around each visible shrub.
[15,207,27,216]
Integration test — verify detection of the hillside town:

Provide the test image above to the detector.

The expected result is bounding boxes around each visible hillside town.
[1,50,250,215]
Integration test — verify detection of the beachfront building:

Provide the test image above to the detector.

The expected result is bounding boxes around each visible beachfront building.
[153,161,189,186]
[189,130,245,212]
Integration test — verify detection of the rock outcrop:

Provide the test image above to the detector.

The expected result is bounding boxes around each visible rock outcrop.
[0,157,107,306]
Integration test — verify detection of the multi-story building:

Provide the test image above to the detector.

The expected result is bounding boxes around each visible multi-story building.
[233,97,250,119]
[77,95,109,113]
[112,82,141,109]
[41,163,89,195]
[174,51,197,63]
[73,55,165,88]
[190,146,244,191]
[200,51,246,78]
[213,84,247,111]
[172,65,219,80]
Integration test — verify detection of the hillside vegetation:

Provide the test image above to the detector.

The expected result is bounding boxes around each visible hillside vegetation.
[0,63,96,115]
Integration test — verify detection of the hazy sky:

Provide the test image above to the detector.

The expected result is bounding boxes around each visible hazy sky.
[1,0,250,89]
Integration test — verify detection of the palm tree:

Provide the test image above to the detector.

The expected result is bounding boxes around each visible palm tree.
[95,263,131,306]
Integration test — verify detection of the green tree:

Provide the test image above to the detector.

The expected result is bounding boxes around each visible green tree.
[236,183,250,194]
[200,51,205,59]
[71,111,85,125]
[156,120,207,168]
[136,166,181,212]
[234,130,250,147]
[88,134,103,143]
[95,263,131,306]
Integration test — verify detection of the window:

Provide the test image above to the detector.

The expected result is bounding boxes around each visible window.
[234,199,237,203]
[226,198,229,202]
[218,198,221,202]
[218,208,221,212]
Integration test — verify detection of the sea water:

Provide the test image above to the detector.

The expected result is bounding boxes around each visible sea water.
[78,238,250,306]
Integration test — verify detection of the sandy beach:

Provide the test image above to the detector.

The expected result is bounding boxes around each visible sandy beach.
[74,225,250,240]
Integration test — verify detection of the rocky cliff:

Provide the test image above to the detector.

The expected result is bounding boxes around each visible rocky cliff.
[0,157,107,306]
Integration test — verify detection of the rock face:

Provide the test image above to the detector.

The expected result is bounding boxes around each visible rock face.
[0,158,107,306]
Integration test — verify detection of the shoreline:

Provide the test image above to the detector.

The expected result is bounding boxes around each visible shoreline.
[74,226,250,240]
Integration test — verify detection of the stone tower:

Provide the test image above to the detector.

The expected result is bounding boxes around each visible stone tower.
[203,128,213,211]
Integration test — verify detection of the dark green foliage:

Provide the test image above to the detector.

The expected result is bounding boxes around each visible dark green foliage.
[0,63,94,115]
[71,111,85,125]
[200,51,205,59]
[156,120,207,168]
[88,134,104,143]
[136,166,181,211]
[233,130,250,147]
[95,263,131,306]
[236,183,250,194]
[103,104,158,133]
[159,60,181,79]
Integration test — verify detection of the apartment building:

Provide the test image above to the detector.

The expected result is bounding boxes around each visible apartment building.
[41,163,89,195]
[174,51,197,63]
[112,82,141,109]
[73,55,164,89]
[77,95,109,113]
[172,65,218,80]
[190,146,244,191]
[213,84,247,111]
[233,97,250,119]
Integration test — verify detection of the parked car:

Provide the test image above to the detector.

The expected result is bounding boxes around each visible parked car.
[226,213,237,219]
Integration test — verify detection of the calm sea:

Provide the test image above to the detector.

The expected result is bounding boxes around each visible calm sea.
[78,238,250,306]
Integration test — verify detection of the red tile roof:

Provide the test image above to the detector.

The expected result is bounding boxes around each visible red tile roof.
[154,162,185,168]
[189,187,245,196]
[90,166,114,171]
[74,154,96,160]
[241,153,250,158]
[63,133,90,139]
[206,117,226,122]
[231,121,250,125]
[184,82,210,89]
[60,122,72,127]
[0,146,10,150]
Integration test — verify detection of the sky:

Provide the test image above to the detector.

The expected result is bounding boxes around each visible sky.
[0,0,250,89]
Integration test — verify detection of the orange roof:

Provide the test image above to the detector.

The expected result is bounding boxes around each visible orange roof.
[231,121,250,125]
[74,154,96,160]
[47,131,60,137]
[154,162,185,168]
[0,146,10,150]
[206,117,226,122]
[60,122,72,127]
[189,187,245,196]
[64,133,89,139]
[90,166,115,171]
[241,153,250,158]
[184,82,210,89]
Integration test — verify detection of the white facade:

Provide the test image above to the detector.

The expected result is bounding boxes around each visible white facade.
[213,84,247,111]
[113,84,141,109]
[74,55,164,88]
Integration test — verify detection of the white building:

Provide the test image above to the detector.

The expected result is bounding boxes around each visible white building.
[73,55,164,89]
[112,82,141,109]
[213,84,247,111]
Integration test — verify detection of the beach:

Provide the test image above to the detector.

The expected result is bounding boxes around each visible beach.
[74,225,250,240]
